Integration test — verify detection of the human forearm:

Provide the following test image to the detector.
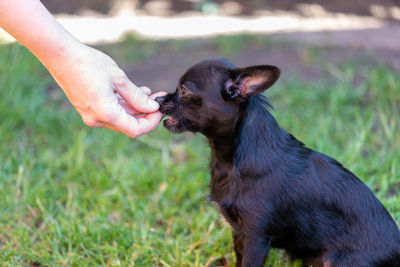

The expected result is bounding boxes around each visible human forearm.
[0,0,81,68]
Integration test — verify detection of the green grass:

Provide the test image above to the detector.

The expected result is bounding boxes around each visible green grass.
[0,41,399,266]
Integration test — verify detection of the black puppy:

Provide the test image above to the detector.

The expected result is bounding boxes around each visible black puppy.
[155,59,400,267]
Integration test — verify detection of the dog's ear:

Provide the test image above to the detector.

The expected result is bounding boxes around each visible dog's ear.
[222,65,280,102]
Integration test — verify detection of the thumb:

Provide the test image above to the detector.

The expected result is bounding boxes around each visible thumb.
[114,77,159,113]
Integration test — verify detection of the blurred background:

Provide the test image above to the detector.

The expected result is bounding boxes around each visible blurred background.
[2,0,399,92]
[0,0,399,266]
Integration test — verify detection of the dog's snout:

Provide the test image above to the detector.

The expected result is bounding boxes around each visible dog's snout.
[155,96,166,105]
[155,94,175,114]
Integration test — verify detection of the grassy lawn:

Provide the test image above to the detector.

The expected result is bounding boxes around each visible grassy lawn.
[0,39,399,266]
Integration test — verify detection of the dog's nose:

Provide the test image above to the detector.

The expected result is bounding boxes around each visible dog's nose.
[155,96,166,105]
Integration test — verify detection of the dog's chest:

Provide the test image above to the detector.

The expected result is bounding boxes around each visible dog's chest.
[216,201,242,231]
[209,161,234,201]
[210,161,242,230]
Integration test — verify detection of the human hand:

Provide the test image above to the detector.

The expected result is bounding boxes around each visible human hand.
[0,0,165,137]
[47,44,165,138]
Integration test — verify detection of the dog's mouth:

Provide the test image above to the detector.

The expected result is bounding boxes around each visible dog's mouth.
[162,114,184,133]
[162,112,199,133]
[164,115,179,127]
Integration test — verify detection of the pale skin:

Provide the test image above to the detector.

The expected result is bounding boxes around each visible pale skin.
[0,0,165,138]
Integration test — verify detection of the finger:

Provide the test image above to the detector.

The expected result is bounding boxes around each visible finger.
[114,78,159,113]
[139,86,152,96]
[119,99,140,116]
[118,91,167,116]
[133,113,147,119]
[136,111,164,134]
[117,94,142,115]
[104,111,141,138]
[150,91,167,100]
[105,110,163,138]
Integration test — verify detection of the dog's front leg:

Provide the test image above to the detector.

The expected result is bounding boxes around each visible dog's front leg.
[241,232,271,267]
[233,231,244,267]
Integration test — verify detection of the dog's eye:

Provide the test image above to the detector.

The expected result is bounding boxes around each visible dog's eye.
[181,87,189,96]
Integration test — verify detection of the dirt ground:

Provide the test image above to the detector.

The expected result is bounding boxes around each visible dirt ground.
[97,35,400,93]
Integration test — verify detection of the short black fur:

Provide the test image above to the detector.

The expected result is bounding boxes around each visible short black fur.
[155,59,400,267]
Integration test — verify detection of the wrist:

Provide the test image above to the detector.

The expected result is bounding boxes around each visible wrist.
[38,34,86,71]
